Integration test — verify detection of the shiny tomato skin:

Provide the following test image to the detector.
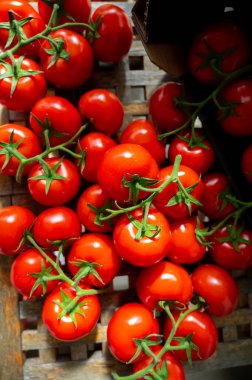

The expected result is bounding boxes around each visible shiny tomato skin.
[113,207,172,267]
[242,144,252,185]
[164,309,218,361]
[107,302,159,363]
[28,157,81,206]
[136,260,193,310]
[0,124,42,176]
[92,4,133,63]
[42,281,101,341]
[0,206,35,256]
[191,264,239,317]
[119,119,166,165]
[78,89,124,135]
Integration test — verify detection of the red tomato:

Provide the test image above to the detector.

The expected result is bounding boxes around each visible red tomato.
[98,144,159,203]
[188,22,250,85]
[164,309,218,361]
[0,206,35,255]
[30,96,82,147]
[39,29,93,89]
[107,302,159,363]
[136,260,193,310]
[191,264,239,317]
[119,119,166,165]
[132,345,185,380]
[0,56,47,112]
[91,4,133,63]
[10,248,59,298]
[78,89,124,135]
[42,281,100,341]
[33,206,81,248]
[113,207,172,267]
[241,144,252,185]
[76,132,116,182]
[149,82,191,133]
[0,124,42,176]
[28,157,81,206]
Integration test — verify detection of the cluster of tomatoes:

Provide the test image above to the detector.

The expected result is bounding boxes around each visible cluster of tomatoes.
[0,1,252,379]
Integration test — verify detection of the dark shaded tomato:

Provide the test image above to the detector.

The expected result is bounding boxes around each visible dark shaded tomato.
[0,124,42,176]
[241,144,252,185]
[91,4,133,63]
[188,22,250,85]
[119,119,166,166]
[113,207,171,267]
[42,281,100,341]
[39,28,93,89]
[28,157,81,206]
[30,96,82,147]
[0,206,35,255]
[78,89,124,135]
[164,309,218,361]
[76,132,116,182]
[136,260,193,310]
[191,264,239,317]
[107,302,159,363]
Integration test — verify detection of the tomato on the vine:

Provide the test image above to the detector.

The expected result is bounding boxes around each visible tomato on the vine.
[241,144,252,185]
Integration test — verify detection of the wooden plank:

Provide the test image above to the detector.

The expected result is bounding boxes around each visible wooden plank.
[37,320,57,363]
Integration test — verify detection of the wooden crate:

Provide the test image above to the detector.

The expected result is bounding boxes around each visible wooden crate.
[1,2,252,380]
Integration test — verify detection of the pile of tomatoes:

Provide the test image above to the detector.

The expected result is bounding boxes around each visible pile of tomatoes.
[0,1,252,379]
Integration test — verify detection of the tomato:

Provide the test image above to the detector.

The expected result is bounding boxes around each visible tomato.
[0,206,35,255]
[78,89,124,135]
[0,0,46,59]
[132,345,185,380]
[113,207,172,267]
[119,119,166,166]
[91,4,133,63]
[76,132,116,182]
[39,28,93,89]
[10,248,59,298]
[188,22,250,85]
[0,124,42,176]
[107,302,159,363]
[168,129,216,174]
[149,82,191,133]
[28,157,81,206]
[30,96,82,147]
[200,172,235,220]
[98,144,159,204]
[191,264,239,317]
[241,144,252,185]
[164,309,218,361]
[42,281,100,341]
[153,164,203,219]
[136,260,193,310]
[0,56,47,112]
[33,206,81,248]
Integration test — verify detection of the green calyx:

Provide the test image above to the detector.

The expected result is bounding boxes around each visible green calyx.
[166,178,202,214]
[88,200,113,227]
[0,11,33,48]
[0,130,25,172]
[216,224,252,252]
[126,212,161,241]
[71,259,104,286]
[31,113,69,141]
[172,333,200,366]
[29,260,58,297]
[55,289,87,326]
[122,174,159,204]
[127,334,163,364]
[40,0,75,26]
[87,16,102,45]
[43,37,70,69]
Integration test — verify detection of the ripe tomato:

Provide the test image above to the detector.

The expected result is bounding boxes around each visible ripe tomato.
[39,28,93,89]
[30,96,82,147]
[42,281,100,341]
[107,302,159,363]
[149,82,191,133]
[98,144,159,203]
[241,144,252,185]
[91,4,133,63]
[119,119,166,165]
[0,206,35,255]
[191,264,239,317]
[28,157,81,206]
[0,124,42,176]
[78,89,124,135]
[164,309,218,361]
[33,206,81,248]
[0,56,47,112]
[136,260,193,310]
[76,132,116,182]
[10,248,59,298]
[188,22,250,85]
[113,207,172,267]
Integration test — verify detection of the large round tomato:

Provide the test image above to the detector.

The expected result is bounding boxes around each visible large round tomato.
[241,144,252,185]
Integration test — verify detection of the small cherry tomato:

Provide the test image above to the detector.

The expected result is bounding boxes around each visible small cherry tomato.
[241,144,252,185]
